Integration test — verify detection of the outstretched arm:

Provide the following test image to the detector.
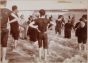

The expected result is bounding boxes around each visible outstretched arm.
[29,21,41,32]
[29,21,38,28]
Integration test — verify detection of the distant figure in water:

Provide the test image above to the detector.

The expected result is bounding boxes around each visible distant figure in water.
[55,15,65,35]
[71,15,75,28]
[19,15,28,39]
[48,15,53,30]
[64,16,73,38]
[27,17,38,42]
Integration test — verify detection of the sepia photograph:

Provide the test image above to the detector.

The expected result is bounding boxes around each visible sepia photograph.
[0,0,88,63]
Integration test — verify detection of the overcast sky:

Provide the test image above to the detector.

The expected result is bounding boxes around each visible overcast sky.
[6,0,87,10]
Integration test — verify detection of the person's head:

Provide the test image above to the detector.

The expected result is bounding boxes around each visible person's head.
[49,17,52,21]
[58,15,63,19]
[12,5,18,13]
[79,18,84,22]
[0,0,7,7]
[80,18,85,28]
[45,15,47,19]
[20,15,24,19]
[28,15,33,20]
[79,17,86,23]
[82,14,87,22]
[72,16,75,19]
[39,9,45,16]
[68,15,71,19]
[82,14,87,20]
[68,20,71,23]
[30,15,33,19]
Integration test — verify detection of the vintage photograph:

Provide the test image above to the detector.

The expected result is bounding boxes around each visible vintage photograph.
[0,0,88,63]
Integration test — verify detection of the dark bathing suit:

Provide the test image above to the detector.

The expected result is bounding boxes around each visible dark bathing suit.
[9,13,19,40]
[35,18,50,49]
[1,8,11,47]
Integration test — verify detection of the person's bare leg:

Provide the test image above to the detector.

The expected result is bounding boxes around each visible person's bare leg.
[12,40,18,52]
[2,47,8,63]
[14,40,18,49]
[83,44,87,52]
[44,49,48,61]
[11,38,15,47]
[78,43,82,51]
[39,47,42,60]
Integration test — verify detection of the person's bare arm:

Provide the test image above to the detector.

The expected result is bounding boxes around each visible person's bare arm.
[9,13,20,23]
[29,21,38,28]
[8,19,17,23]
[29,21,41,32]
[11,13,19,20]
